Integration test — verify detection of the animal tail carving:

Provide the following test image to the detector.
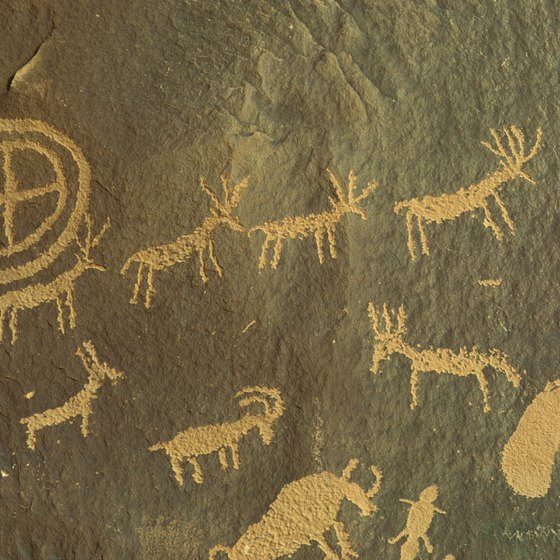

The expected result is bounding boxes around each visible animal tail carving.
[501,380,560,497]
[209,544,231,559]
[483,349,522,386]
[236,386,285,421]
[148,442,166,452]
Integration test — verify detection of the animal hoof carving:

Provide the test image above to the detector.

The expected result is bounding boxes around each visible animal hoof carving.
[395,126,542,260]
[368,303,522,412]
[209,459,382,559]
[149,386,284,486]
[501,380,560,498]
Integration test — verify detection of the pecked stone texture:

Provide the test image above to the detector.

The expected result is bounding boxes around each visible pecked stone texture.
[0,1,559,559]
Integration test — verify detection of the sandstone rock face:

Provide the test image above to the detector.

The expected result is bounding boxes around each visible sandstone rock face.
[0,2,558,559]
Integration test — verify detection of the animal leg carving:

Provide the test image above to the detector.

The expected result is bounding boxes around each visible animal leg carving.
[315,533,341,560]
[482,202,503,240]
[145,266,156,308]
[218,447,229,470]
[475,369,491,413]
[230,442,240,470]
[197,248,209,283]
[493,192,515,233]
[9,308,18,344]
[258,235,272,270]
[80,413,90,437]
[416,215,430,256]
[314,229,325,264]
[188,457,204,484]
[410,368,420,409]
[66,289,77,329]
[0,308,5,341]
[130,261,144,305]
[169,455,186,486]
[327,225,337,259]
[271,237,284,269]
[405,211,417,260]
[207,239,223,277]
[56,296,66,334]
[333,521,357,559]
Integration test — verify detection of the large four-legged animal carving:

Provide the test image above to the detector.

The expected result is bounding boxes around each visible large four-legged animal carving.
[121,175,249,307]
[149,387,284,486]
[395,126,542,259]
[368,303,522,412]
[250,168,377,269]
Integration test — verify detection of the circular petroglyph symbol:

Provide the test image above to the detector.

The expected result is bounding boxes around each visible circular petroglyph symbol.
[0,119,91,285]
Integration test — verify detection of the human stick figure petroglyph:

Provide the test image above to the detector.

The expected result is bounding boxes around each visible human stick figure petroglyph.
[0,119,92,285]
[394,126,542,260]
[20,341,124,450]
[209,458,382,559]
[388,485,446,560]
[121,175,249,308]
[149,387,284,486]
[368,303,522,412]
[0,215,109,344]
[249,168,378,269]
[501,379,560,498]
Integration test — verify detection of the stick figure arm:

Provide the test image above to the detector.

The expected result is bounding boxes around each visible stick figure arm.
[435,507,447,514]
[399,499,415,505]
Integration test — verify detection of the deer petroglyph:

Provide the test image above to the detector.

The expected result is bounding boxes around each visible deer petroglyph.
[121,175,249,307]
[0,215,108,344]
[388,485,446,560]
[209,458,382,559]
[250,168,377,269]
[368,303,522,412]
[20,341,124,450]
[395,126,542,259]
[149,387,284,486]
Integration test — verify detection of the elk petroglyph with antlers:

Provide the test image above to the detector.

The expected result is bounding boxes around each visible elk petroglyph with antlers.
[388,485,446,560]
[20,341,124,450]
[395,126,542,259]
[149,386,284,486]
[209,458,382,559]
[0,215,109,344]
[121,175,249,307]
[368,303,522,412]
[250,168,378,269]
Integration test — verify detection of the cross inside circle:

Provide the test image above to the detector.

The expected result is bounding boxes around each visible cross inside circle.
[0,138,68,256]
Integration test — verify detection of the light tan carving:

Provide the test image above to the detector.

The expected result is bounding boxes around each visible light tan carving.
[395,126,542,259]
[501,379,560,497]
[149,387,284,486]
[209,459,382,559]
[250,169,377,269]
[368,303,522,412]
[121,176,249,308]
[20,341,124,450]
[0,216,108,344]
[388,485,446,560]
[479,278,503,287]
[0,119,92,284]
